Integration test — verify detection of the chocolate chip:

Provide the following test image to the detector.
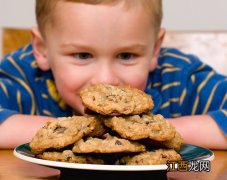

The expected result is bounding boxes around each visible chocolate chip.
[161,154,167,158]
[92,96,96,101]
[145,121,150,125]
[115,140,122,145]
[54,127,67,134]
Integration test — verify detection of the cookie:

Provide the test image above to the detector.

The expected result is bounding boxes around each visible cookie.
[104,113,176,141]
[29,116,97,154]
[72,135,146,153]
[37,150,104,164]
[116,149,182,165]
[80,84,154,115]
[142,131,183,151]
[163,131,183,151]
[89,115,107,137]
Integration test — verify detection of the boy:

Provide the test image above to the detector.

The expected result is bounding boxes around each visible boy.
[0,0,226,149]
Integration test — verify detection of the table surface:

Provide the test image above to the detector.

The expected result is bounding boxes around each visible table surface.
[1,149,227,180]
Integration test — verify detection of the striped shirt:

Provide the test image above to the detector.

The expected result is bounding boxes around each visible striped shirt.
[0,44,226,135]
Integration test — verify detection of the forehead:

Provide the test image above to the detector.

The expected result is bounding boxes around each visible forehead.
[50,1,154,37]
[38,0,162,37]
[49,1,157,29]
[44,1,156,49]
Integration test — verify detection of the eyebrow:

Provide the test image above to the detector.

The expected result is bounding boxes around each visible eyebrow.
[60,43,93,51]
[117,44,148,52]
[60,43,148,52]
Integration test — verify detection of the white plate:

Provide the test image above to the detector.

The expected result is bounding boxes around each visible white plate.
[14,143,214,172]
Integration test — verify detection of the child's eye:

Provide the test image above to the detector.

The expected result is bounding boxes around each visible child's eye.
[74,53,93,60]
[117,53,135,60]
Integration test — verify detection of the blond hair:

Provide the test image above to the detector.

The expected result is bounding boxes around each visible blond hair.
[36,0,162,36]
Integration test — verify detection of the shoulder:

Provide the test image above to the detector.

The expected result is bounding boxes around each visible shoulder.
[158,48,202,69]
[1,44,35,67]
[0,44,37,78]
[156,48,216,78]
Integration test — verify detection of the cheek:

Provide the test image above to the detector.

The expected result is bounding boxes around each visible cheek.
[51,67,89,101]
[117,60,151,90]
[51,62,92,90]
[126,73,148,90]
[54,71,80,92]
[53,71,88,114]
[118,67,149,91]
[54,74,80,106]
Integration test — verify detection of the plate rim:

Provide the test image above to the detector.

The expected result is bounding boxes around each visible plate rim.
[13,143,214,172]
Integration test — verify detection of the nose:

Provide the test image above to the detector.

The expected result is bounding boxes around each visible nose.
[90,62,120,86]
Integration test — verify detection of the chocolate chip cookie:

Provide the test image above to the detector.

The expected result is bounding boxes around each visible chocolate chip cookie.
[72,135,146,153]
[163,131,183,151]
[142,131,183,151]
[37,150,104,164]
[29,116,97,154]
[116,149,181,165]
[104,113,176,141]
[80,84,154,115]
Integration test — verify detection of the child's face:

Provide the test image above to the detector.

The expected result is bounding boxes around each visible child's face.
[33,1,164,114]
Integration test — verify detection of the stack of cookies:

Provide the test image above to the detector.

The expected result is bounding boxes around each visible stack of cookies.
[29,84,183,165]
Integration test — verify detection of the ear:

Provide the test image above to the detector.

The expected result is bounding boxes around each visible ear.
[31,27,50,71]
[149,28,166,71]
